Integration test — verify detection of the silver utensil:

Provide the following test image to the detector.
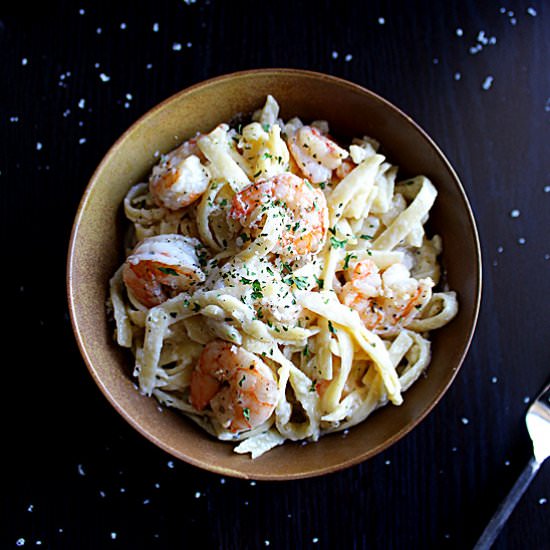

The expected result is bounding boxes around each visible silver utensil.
[473,379,550,549]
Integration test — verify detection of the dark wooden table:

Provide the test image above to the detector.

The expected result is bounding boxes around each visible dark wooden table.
[2,1,549,548]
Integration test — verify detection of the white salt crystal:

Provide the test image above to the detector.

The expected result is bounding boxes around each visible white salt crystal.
[510,209,520,218]
[99,73,110,82]
[482,76,494,90]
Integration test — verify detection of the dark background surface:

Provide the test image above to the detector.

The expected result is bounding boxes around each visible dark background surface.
[2,1,549,548]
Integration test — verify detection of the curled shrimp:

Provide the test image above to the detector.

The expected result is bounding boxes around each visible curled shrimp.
[123,234,206,308]
[190,340,279,433]
[229,171,328,256]
[287,125,349,184]
[149,137,210,210]
[339,259,433,336]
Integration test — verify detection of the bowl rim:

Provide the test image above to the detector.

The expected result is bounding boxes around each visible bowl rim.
[67,67,482,479]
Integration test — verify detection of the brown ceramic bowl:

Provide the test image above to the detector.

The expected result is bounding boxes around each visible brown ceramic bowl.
[67,69,481,480]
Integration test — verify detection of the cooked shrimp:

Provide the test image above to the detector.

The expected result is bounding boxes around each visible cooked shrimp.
[287,125,349,183]
[123,234,206,308]
[230,171,328,256]
[190,340,279,433]
[339,259,433,336]
[149,138,210,210]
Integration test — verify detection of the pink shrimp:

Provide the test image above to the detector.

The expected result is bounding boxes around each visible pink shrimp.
[190,340,279,433]
[287,125,349,184]
[230,171,328,256]
[149,137,210,210]
[339,259,433,336]
[122,234,206,308]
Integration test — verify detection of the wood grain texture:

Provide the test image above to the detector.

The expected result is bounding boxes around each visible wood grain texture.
[1,1,548,548]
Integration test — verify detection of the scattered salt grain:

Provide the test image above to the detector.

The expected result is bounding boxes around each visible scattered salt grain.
[172,42,182,51]
[99,73,110,82]
[146,63,153,70]
[452,446,458,452]
[385,459,391,465]
[167,460,175,468]
[539,497,547,505]
[195,491,201,498]
[79,8,85,15]
[433,57,439,64]
[96,27,102,34]
[22,58,28,66]
[250,481,256,486]
[505,460,511,466]
[27,504,34,512]
[99,490,106,498]
[378,17,385,25]
[220,478,226,484]
[344,53,353,62]
[153,22,159,32]
[461,417,469,425]
[264,541,270,547]
[518,237,526,245]
[312,537,319,543]
[143,499,150,505]
[331,51,338,59]
[110,532,117,540]
[16,539,25,547]
[79,138,87,144]
[544,185,550,192]
[456,28,463,37]
[120,22,127,30]
[527,7,537,17]
[187,42,193,48]
[491,376,498,384]
[78,98,85,109]
[545,254,550,261]
[524,396,531,404]
[482,76,494,90]
[477,30,489,45]
[36,142,43,151]
[10,115,19,122]
[497,245,504,253]
[510,209,520,218]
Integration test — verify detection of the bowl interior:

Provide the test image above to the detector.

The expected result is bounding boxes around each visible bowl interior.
[67,69,481,480]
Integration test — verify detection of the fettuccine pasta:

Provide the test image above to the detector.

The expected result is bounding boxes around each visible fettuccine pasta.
[107,96,458,458]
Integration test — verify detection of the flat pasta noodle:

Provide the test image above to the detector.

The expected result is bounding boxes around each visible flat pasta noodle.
[106,95,459,458]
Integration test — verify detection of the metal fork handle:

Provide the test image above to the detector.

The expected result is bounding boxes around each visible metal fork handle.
[473,456,541,549]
